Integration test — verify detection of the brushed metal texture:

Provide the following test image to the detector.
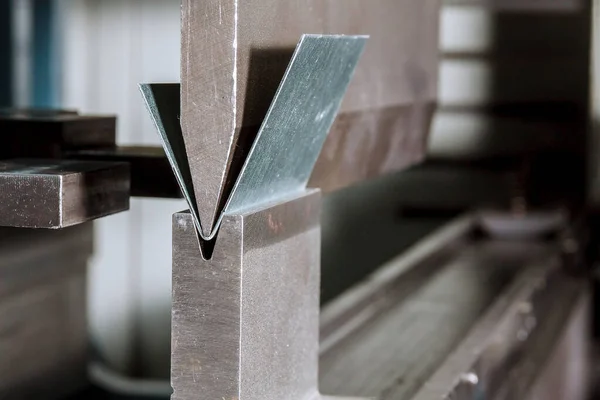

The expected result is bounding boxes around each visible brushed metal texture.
[224,35,366,215]
[0,159,130,228]
[180,0,440,238]
[171,190,327,400]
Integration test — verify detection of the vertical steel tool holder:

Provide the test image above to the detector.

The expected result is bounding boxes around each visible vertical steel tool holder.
[172,190,324,400]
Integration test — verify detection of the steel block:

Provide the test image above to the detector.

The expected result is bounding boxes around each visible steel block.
[172,190,364,400]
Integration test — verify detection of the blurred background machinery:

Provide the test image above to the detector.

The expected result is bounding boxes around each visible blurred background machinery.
[0,0,597,399]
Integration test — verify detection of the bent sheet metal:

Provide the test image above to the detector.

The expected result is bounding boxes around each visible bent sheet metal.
[141,34,366,244]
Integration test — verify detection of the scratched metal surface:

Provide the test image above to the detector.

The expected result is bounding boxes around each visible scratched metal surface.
[180,0,440,239]
[0,159,130,228]
[171,191,323,400]
[319,240,554,399]
[225,35,366,215]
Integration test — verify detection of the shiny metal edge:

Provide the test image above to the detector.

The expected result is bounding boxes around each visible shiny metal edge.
[139,83,204,235]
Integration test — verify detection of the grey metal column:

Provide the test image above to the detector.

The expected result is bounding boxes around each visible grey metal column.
[172,190,332,400]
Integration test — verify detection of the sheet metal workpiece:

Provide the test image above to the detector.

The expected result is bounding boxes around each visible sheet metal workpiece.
[180,0,440,236]
[143,34,367,240]
[172,190,363,400]
[0,159,130,228]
